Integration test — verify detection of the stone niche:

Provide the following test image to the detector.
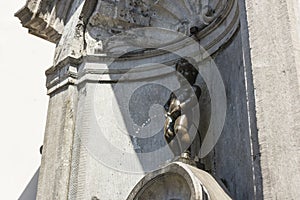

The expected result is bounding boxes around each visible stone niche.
[15,0,262,200]
[17,0,300,199]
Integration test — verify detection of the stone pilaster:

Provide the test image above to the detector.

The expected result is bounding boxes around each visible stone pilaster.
[37,57,80,199]
[240,0,300,199]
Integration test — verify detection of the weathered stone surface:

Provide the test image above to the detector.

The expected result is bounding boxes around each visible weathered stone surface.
[211,30,259,199]
[53,0,86,66]
[19,168,39,200]
[67,81,147,199]
[66,56,184,199]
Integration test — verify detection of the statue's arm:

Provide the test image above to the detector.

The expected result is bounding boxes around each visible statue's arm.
[164,93,176,136]
[164,92,174,114]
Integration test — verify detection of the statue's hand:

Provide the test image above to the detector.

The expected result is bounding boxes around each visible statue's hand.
[170,105,181,119]
[164,116,175,141]
[165,128,175,140]
[173,105,181,112]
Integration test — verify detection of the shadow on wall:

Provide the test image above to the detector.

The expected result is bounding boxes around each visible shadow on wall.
[19,167,39,200]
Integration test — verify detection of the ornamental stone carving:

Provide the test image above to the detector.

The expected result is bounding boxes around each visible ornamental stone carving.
[16,0,239,65]
[85,0,238,56]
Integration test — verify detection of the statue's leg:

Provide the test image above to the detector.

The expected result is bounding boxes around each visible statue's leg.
[174,115,190,155]
[164,117,181,157]
[164,117,174,142]
[166,135,182,157]
[174,115,197,165]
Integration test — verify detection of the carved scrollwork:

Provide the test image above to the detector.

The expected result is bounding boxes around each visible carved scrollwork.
[85,0,238,56]
[88,0,227,35]
[16,0,237,60]
[201,0,227,24]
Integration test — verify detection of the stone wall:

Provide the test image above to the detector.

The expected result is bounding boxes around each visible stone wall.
[212,29,260,199]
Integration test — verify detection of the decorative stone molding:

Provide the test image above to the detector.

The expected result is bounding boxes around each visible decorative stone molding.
[45,53,176,94]
[45,57,81,94]
[127,162,232,200]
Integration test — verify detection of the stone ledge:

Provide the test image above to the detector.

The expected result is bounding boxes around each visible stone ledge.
[45,56,81,94]
[15,7,61,43]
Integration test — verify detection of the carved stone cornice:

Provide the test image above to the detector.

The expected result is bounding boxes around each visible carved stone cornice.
[15,0,74,43]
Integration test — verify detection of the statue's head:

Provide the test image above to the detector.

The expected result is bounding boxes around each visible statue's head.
[175,58,198,85]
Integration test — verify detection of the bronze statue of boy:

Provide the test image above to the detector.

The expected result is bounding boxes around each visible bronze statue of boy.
[164,58,201,162]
